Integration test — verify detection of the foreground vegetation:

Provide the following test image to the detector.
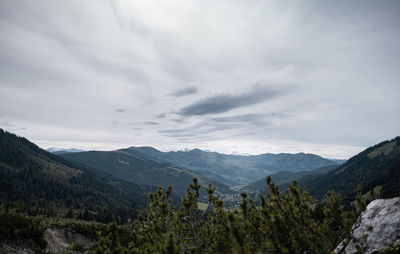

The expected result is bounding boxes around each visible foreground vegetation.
[2,177,397,254]
[0,206,107,253]
[95,177,365,254]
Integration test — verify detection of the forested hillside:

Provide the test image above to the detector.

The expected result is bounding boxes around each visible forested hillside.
[124,146,338,185]
[307,137,400,199]
[0,129,148,223]
[238,165,337,192]
[60,150,234,195]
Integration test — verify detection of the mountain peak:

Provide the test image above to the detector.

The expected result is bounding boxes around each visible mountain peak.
[46,147,84,154]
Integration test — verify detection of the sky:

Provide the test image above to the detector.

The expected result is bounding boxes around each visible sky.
[0,0,399,159]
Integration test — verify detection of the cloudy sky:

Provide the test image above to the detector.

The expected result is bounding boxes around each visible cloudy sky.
[1,0,399,159]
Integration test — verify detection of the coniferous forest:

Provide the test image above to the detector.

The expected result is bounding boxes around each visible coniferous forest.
[95,178,360,254]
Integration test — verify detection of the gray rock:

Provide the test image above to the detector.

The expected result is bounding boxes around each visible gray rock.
[335,197,400,254]
[0,242,35,254]
[44,228,96,253]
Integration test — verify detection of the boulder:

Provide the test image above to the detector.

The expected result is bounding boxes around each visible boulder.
[334,197,400,254]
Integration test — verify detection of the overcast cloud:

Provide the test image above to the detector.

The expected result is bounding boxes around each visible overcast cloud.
[0,0,399,159]
[178,84,292,116]
[168,86,198,97]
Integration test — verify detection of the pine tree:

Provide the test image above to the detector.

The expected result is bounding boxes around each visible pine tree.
[95,178,360,253]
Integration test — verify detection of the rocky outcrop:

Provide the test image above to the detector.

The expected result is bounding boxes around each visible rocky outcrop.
[44,228,96,253]
[0,228,96,254]
[335,197,400,254]
[0,242,35,254]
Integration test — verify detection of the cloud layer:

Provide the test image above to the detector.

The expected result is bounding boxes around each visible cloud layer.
[168,86,198,97]
[178,85,291,116]
[0,0,399,159]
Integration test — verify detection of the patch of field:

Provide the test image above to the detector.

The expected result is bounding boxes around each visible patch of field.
[368,141,395,158]
[197,202,208,211]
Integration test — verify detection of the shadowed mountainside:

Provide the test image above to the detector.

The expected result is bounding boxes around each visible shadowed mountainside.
[306,137,400,199]
[123,146,339,185]
[0,129,149,222]
[237,165,338,192]
[60,150,234,195]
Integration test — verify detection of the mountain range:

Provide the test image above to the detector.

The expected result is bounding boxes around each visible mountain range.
[1,127,399,217]
[60,150,234,195]
[123,146,339,185]
[46,147,85,155]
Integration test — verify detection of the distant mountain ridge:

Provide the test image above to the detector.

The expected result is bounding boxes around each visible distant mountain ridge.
[60,150,235,195]
[46,147,84,155]
[124,146,339,185]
